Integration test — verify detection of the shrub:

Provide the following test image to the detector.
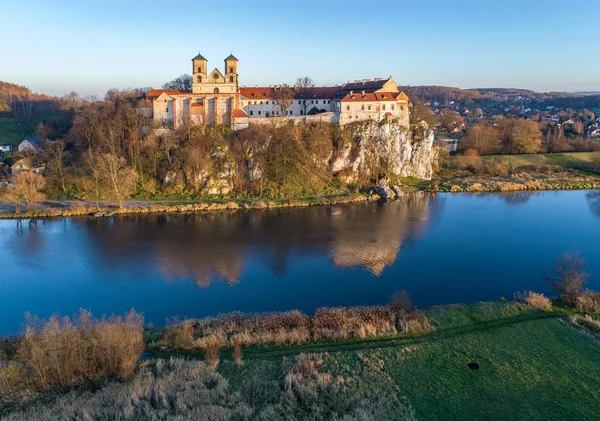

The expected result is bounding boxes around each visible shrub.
[575,292,600,314]
[570,315,600,333]
[483,158,514,177]
[455,148,482,172]
[0,309,143,399]
[514,291,553,311]
[545,251,590,305]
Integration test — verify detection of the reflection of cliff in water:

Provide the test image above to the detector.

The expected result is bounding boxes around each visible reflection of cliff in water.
[330,194,440,275]
[587,191,600,218]
[75,193,443,286]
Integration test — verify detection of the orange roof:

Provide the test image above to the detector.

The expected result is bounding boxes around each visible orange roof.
[146,89,185,99]
[232,109,249,118]
[240,87,273,99]
[340,92,399,102]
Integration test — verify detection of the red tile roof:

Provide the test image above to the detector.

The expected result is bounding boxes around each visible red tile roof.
[340,92,399,102]
[146,89,185,99]
[240,87,273,99]
[232,109,249,118]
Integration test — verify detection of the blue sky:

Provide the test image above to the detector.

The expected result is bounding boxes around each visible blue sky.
[1,0,598,96]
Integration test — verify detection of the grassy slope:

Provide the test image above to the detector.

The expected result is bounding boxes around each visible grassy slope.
[0,118,32,146]
[480,151,600,173]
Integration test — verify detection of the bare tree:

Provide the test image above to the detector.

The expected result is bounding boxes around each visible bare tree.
[162,74,193,92]
[295,76,314,116]
[3,172,46,211]
[545,251,590,304]
[42,139,69,193]
[96,153,138,207]
[272,84,294,117]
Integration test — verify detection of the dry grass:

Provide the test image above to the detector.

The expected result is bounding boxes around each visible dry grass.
[575,291,600,314]
[161,305,433,354]
[1,355,417,421]
[312,306,397,340]
[514,291,553,311]
[0,310,143,402]
[398,311,433,334]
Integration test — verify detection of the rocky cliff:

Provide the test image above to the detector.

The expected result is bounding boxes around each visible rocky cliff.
[331,121,437,182]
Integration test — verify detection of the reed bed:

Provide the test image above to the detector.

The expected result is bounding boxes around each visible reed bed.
[161,305,433,354]
[0,310,144,403]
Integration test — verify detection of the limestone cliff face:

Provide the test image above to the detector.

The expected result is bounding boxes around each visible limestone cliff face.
[331,121,437,181]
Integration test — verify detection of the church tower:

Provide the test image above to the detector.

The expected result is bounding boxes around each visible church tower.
[224,54,238,85]
[192,53,207,93]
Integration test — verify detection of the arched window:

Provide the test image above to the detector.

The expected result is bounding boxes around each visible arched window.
[229,67,234,73]
[229,76,234,83]
[213,88,220,94]
[197,76,202,82]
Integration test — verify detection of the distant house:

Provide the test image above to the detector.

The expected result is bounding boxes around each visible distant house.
[587,127,600,138]
[0,143,13,153]
[18,136,42,152]
[11,159,30,175]
[10,159,44,175]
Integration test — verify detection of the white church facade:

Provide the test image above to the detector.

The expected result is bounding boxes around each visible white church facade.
[146,52,410,130]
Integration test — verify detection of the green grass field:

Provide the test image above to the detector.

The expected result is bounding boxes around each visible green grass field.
[0,118,32,146]
[478,151,600,173]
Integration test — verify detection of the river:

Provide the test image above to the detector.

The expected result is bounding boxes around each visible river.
[1,190,599,335]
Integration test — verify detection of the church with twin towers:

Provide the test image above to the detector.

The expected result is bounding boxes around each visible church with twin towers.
[146,51,410,130]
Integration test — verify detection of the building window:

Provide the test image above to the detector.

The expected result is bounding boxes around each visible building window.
[361,105,365,110]
[229,67,234,73]
[328,100,330,104]
[266,112,270,117]
[368,105,371,110]
[197,67,202,73]
[382,104,386,110]
[165,107,168,112]
[254,101,257,104]
[258,111,261,115]
[355,116,358,119]
[260,101,263,105]
[213,88,219,94]
[250,111,254,116]
[300,110,304,115]
[400,106,404,111]
[229,76,233,83]
[311,100,314,104]
[346,105,350,110]
[391,105,395,110]
[272,101,275,105]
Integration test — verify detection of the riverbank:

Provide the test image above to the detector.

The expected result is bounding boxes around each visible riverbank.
[1,152,599,219]
[2,299,600,420]
[426,151,600,193]
[0,192,369,219]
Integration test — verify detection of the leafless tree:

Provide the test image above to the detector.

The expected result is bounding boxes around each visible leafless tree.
[42,139,69,193]
[545,251,590,304]
[272,84,294,117]
[295,77,315,116]
[3,171,46,211]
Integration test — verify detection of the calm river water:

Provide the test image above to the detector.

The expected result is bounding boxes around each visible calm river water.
[1,190,599,335]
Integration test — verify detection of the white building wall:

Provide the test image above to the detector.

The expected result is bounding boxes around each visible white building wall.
[241,98,334,119]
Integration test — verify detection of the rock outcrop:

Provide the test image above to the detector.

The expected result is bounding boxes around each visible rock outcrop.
[330,121,437,182]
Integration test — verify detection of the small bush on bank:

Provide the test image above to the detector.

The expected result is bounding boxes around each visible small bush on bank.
[514,291,553,311]
[0,310,143,401]
[455,148,482,173]
[575,291,600,314]
[398,311,433,334]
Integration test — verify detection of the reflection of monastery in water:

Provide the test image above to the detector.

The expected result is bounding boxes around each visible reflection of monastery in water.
[77,193,442,286]
[329,194,435,275]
